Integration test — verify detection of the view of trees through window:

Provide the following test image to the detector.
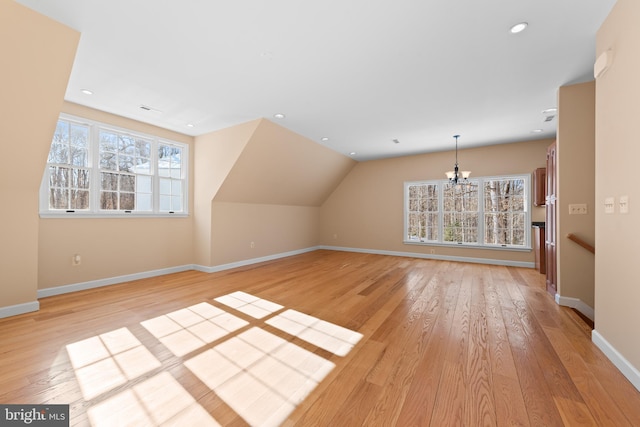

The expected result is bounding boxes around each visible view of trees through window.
[42,116,187,215]
[48,120,91,210]
[443,182,479,243]
[484,178,526,246]
[99,130,152,211]
[406,176,528,247]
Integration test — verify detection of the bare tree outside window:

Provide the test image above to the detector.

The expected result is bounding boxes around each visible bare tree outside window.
[407,183,438,241]
[484,178,526,245]
[42,115,189,216]
[47,120,90,210]
[405,176,528,247]
[443,182,479,243]
[99,130,151,210]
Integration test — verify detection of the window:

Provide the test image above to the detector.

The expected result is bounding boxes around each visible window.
[443,181,479,244]
[404,175,529,248]
[40,115,188,217]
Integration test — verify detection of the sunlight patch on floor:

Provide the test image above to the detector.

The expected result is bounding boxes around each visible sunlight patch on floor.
[215,291,284,319]
[65,293,363,426]
[87,372,219,427]
[267,309,363,356]
[185,327,335,427]
[141,302,248,357]
[66,327,161,400]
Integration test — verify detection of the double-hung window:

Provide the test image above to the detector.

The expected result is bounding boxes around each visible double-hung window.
[40,115,188,217]
[404,175,529,248]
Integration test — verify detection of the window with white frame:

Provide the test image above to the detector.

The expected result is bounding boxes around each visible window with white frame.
[405,175,529,248]
[40,115,188,216]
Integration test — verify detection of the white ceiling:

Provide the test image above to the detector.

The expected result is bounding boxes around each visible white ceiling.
[17,0,616,161]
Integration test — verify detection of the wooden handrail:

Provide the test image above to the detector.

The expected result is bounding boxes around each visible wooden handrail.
[566,233,595,254]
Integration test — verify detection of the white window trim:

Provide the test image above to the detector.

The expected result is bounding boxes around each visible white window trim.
[404,174,531,250]
[39,114,189,218]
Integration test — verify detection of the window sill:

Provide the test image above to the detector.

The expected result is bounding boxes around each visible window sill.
[40,212,189,219]
[404,240,531,252]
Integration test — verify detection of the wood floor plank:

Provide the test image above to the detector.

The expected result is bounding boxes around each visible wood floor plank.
[1,251,640,426]
[463,271,496,427]
[484,268,531,427]
[395,263,462,426]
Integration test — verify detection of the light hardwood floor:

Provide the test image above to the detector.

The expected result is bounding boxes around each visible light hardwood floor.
[1,250,639,426]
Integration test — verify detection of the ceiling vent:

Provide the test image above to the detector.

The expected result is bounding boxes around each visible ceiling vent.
[544,115,555,122]
[139,105,163,114]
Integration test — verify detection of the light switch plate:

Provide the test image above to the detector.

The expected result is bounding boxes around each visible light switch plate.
[620,195,629,214]
[605,197,615,214]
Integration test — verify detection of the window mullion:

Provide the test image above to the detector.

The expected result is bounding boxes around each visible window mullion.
[152,140,159,213]
[90,123,100,213]
[438,182,444,243]
[478,177,485,245]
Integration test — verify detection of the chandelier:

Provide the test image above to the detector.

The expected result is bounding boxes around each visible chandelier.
[445,134,471,184]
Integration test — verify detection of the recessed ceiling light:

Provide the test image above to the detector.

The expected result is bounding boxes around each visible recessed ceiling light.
[186,123,194,128]
[542,108,558,114]
[273,113,285,119]
[349,152,357,156]
[321,137,330,142]
[531,129,543,133]
[81,89,93,95]
[510,22,528,34]
[392,139,400,144]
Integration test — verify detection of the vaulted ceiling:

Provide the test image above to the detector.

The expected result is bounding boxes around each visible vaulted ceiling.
[16,0,616,160]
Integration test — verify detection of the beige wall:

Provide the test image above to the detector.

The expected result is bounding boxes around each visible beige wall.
[195,119,355,267]
[211,202,320,265]
[557,81,596,308]
[0,1,79,310]
[213,119,356,206]
[320,139,550,264]
[38,103,195,290]
[193,120,259,266]
[595,0,640,374]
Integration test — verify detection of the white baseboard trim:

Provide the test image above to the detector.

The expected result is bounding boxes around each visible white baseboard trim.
[319,245,535,268]
[194,247,321,273]
[554,294,595,321]
[35,244,531,303]
[592,329,640,392]
[36,247,321,300]
[37,264,195,299]
[0,301,40,319]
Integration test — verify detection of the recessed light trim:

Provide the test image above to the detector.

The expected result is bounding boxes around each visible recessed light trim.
[542,108,558,114]
[81,89,93,95]
[321,137,329,142]
[349,152,357,156]
[273,113,285,119]
[186,123,194,128]
[531,129,543,133]
[510,22,528,34]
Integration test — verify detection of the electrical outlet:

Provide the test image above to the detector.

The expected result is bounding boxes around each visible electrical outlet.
[72,254,81,266]
[568,204,587,215]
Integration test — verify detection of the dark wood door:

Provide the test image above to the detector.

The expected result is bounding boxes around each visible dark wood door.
[545,142,557,295]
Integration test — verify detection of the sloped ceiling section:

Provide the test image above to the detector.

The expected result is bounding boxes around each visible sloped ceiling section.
[213,119,356,206]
